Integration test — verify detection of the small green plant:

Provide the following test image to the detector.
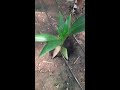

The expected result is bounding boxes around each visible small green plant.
[35,12,85,60]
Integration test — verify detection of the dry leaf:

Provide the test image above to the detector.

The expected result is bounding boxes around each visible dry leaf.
[52,46,61,58]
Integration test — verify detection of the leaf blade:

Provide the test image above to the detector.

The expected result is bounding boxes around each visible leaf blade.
[57,12,65,36]
[52,46,61,58]
[35,34,58,42]
[63,14,71,36]
[61,47,68,60]
[40,40,62,57]
[69,15,85,35]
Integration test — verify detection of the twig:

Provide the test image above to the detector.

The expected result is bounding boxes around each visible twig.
[63,57,84,90]
[73,35,85,53]
[74,56,80,64]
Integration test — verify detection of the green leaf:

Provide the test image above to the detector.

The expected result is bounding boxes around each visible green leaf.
[56,27,63,37]
[35,34,58,42]
[61,47,68,60]
[69,15,85,35]
[63,14,71,36]
[40,40,62,57]
[57,12,65,36]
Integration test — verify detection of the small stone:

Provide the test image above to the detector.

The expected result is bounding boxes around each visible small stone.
[39,63,41,66]
[56,85,59,88]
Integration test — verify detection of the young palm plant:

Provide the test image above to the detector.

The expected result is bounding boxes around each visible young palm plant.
[35,12,85,60]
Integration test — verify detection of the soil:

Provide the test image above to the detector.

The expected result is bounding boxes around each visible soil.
[35,0,85,90]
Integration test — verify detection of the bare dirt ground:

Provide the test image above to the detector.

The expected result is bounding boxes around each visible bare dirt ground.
[35,0,85,90]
